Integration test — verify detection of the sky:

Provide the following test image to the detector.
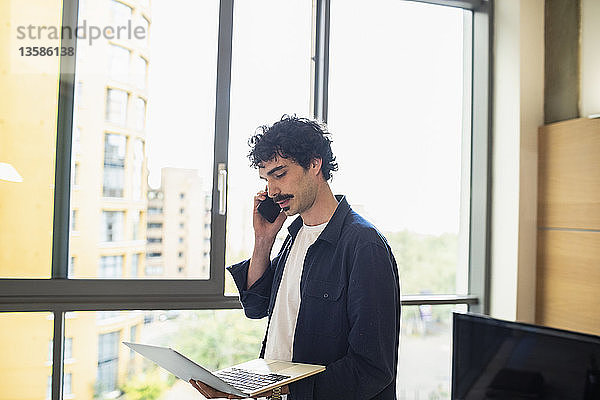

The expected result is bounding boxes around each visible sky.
[145,0,466,237]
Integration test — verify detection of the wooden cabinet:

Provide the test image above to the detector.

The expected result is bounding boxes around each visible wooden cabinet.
[536,118,600,335]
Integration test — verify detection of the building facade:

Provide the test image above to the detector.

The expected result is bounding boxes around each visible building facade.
[147,168,211,280]
[0,0,151,398]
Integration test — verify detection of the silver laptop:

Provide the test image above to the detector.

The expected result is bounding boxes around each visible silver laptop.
[123,342,325,398]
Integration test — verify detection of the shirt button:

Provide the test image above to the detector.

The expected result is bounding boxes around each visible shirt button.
[323,293,329,298]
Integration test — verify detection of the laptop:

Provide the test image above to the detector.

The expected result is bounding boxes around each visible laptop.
[123,342,325,398]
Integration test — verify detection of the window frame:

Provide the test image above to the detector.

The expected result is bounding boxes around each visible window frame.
[0,0,492,399]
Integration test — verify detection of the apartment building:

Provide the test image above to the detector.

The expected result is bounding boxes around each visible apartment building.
[0,0,150,398]
[146,168,211,279]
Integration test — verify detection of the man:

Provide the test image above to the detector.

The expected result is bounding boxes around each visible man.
[191,115,400,399]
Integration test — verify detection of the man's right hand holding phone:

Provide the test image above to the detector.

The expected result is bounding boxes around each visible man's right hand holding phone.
[253,190,287,243]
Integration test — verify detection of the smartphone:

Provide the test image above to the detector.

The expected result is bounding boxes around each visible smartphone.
[257,196,281,223]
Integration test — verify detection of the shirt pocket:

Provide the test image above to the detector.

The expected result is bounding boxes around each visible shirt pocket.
[302,280,345,337]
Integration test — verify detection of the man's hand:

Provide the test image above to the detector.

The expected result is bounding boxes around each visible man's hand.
[253,190,287,243]
[248,190,287,288]
[189,379,243,399]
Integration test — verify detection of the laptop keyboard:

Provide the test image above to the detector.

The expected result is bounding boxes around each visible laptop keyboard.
[215,367,290,392]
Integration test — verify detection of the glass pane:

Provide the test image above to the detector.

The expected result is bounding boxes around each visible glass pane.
[64,310,266,399]
[105,88,128,126]
[0,312,54,398]
[0,0,62,278]
[108,44,130,82]
[398,304,467,399]
[328,0,470,295]
[225,0,312,294]
[71,0,219,279]
[108,0,132,27]
[131,56,147,90]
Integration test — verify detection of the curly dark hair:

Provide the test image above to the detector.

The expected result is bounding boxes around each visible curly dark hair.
[248,115,338,181]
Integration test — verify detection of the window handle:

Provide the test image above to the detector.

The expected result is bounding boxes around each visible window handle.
[217,163,227,215]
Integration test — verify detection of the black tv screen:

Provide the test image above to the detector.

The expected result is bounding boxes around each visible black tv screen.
[452,313,600,400]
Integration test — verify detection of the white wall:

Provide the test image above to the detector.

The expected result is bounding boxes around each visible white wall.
[490,0,544,322]
[581,0,600,117]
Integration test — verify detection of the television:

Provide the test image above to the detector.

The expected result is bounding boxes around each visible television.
[452,313,600,400]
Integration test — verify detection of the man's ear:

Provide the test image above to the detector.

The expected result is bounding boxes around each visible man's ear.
[311,158,323,177]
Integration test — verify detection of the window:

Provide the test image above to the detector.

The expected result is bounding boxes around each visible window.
[225,0,312,279]
[65,338,73,360]
[328,0,469,296]
[103,165,124,198]
[73,127,81,156]
[68,257,75,278]
[109,0,132,28]
[101,211,124,242]
[179,192,185,199]
[72,310,265,395]
[105,89,128,126]
[72,163,79,187]
[103,134,126,167]
[103,133,126,197]
[99,256,124,278]
[108,44,130,83]
[63,373,72,395]
[75,81,84,109]
[133,97,146,131]
[147,237,162,243]
[178,251,184,258]
[131,211,141,240]
[97,311,120,320]
[132,56,147,89]
[132,139,144,200]
[70,210,77,232]
[179,207,185,214]
[97,332,119,394]
[179,222,184,229]
[148,191,163,200]
[326,1,483,394]
[129,326,137,358]
[130,254,140,277]
[145,265,164,276]
[47,376,52,400]
[1,1,491,399]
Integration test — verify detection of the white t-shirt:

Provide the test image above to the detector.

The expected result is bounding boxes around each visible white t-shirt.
[264,221,328,361]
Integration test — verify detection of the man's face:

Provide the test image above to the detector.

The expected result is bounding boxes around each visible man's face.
[258,156,319,217]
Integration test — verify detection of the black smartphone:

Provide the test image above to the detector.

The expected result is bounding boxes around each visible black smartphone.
[257,196,281,223]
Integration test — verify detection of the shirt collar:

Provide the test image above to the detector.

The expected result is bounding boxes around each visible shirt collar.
[287,195,351,245]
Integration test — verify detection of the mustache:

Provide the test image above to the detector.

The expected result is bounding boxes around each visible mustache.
[273,194,294,203]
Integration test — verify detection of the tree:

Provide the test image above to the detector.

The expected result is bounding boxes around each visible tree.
[120,369,167,400]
